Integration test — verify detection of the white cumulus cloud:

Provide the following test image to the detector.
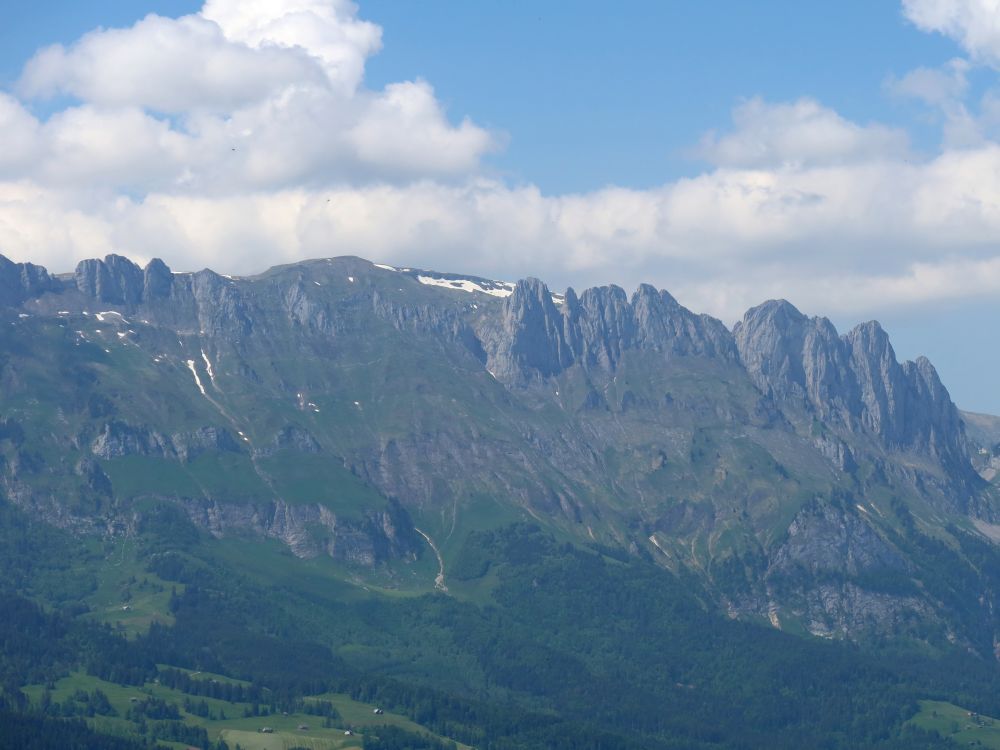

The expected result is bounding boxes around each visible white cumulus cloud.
[18,14,326,113]
[13,0,494,191]
[202,0,381,95]
[695,98,910,168]
[903,0,1000,68]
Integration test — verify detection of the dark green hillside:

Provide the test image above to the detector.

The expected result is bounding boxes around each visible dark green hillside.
[0,498,990,748]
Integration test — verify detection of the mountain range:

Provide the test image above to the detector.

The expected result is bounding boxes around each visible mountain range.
[2,251,999,644]
[3,251,1000,747]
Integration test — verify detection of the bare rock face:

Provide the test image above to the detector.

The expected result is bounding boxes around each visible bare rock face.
[91,421,174,459]
[735,300,971,479]
[186,269,254,337]
[74,256,254,338]
[795,583,936,639]
[254,425,322,457]
[482,278,737,382]
[482,278,572,381]
[843,320,906,443]
[631,284,736,360]
[572,284,635,369]
[771,503,905,577]
[75,254,176,307]
[179,497,421,564]
[143,258,173,300]
[734,300,857,422]
[74,457,112,496]
[725,502,939,639]
[902,356,968,468]
[171,427,241,462]
[0,254,60,307]
[75,254,145,305]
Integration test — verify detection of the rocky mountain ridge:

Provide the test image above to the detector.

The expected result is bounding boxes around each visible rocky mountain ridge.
[1,252,997,648]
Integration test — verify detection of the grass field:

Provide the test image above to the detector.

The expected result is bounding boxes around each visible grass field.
[908,700,1000,747]
[84,537,183,637]
[23,671,469,749]
[219,728,361,750]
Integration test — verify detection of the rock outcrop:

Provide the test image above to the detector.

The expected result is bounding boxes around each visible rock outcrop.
[179,497,420,564]
[0,254,60,307]
[75,254,146,305]
[482,278,737,382]
[734,299,971,476]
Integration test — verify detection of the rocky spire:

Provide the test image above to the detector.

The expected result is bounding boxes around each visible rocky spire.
[0,254,60,307]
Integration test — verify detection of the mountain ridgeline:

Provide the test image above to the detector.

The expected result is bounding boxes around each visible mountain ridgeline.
[1,252,998,652]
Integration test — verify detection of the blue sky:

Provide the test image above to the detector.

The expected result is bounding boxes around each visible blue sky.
[362,1,959,189]
[0,1,964,191]
[2,0,1000,412]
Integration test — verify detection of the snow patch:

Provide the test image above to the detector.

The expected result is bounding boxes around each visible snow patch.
[95,311,128,323]
[373,263,397,271]
[185,359,207,397]
[17,313,29,319]
[417,275,514,298]
[348,276,355,283]
[200,349,217,387]
[973,518,1000,543]
[416,274,564,305]
[649,535,669,556]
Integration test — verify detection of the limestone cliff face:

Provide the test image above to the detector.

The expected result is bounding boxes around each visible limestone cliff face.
[179,497,420,564]
[630,284,736,360]
[733,300,857,421]
[724,502,942,640]
[75,255,146,305]
[72,255,253,338]
[481,278,573,381]
[734,299,972,481]
[481,278,736,382]
[479,284,971,495]
[0,256,59,307]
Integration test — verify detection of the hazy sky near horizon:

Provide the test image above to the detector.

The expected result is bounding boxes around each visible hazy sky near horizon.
[2,1,1000,411]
